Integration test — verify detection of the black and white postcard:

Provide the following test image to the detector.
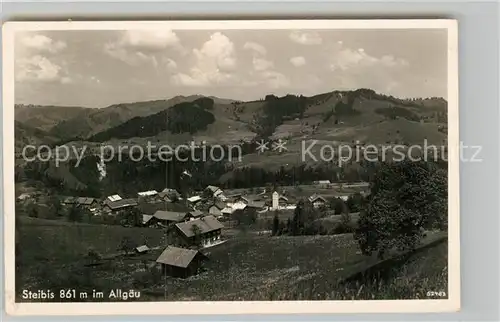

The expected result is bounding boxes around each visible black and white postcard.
[3,19,459,315]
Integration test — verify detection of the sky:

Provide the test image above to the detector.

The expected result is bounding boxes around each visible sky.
[14,28,448,108]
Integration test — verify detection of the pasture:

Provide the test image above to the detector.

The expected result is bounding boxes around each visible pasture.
[16,216,447,302]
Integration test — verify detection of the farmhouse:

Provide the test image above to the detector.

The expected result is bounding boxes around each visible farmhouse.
[156,246,208,278]
[314,180,331,188]
[134,245,150,254]
[208,200,226,217]
[106,194,122,202]
[170,215,224,248]
[159,188,181,201]
[62,196,97,208]
[187,195,202,204]
[308,194,328,208]
[16,193,33,201]
[246,200,267,212]
[153,210,187,226]
[103,198,138,213]
[137,190,158,198]
[204,185,223,198]
[142,214,154,226]
[186,209,204,220]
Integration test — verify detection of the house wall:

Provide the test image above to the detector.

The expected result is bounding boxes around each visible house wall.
[169,228,221,248]
[313,201,325,208]
[161,263,198,278]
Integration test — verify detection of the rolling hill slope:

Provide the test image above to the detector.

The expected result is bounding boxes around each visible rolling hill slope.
[15,104,90,131]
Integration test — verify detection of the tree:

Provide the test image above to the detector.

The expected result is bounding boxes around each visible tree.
[47,195,64,218]
[290,200,318,235]
[346,192,365,213]
[272,212,280,236]
[191,224,203,247]
[355,161,447,259]
[26,202,38,218]
[330,197,348,215]
[86,248,102,265]
[68,205,84,222]
[121,208,142,227]
[118,236,135,255]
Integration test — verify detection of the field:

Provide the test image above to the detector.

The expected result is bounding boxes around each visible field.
[16,216,447,302]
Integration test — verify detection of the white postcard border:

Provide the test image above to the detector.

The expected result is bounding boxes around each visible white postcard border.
[2,19,460,316]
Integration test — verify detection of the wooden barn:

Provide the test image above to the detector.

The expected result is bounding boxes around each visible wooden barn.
[169,215,224,248]
[155,246,208,278]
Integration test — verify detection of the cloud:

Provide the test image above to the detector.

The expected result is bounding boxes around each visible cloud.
[252,57,274,71]
[330,47,408,71]
[260,70,290,89]
[289,31,322,45]
[120,30,180,50]
[163,57,178,70]
[290,56,306,67]
[16,55,70,83]
[172,32,238,87]
[243,41,267,56]
[105,30,181,66]
[19,34,67,53]
[328,44,410,94]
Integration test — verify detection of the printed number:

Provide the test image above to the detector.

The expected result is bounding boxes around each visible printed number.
[60,289,76,299]
[426,291,447,297]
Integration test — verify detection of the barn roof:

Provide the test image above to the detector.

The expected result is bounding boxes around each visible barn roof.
[105,198,138,210]
[246,200,266,209]
[138,190,158,197]
[308,194,327,203]
[135,245,150,253]
[175,215,223,238]
[142,214,153,224]
[205,185,221,193]
[153,210,186,222]
[107,194,122,202]
[77,197,96,205]
[188,209,204,218]
[187,196,202,203]
[156,246,205,268]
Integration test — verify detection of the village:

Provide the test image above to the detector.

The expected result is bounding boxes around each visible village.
[16,180,370,280]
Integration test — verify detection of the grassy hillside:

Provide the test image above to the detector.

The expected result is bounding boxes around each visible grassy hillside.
[14,104,89,131]
[39,89,447,148]
[15,121,60,151]
[16,222,447,301]
[48,96,234,141]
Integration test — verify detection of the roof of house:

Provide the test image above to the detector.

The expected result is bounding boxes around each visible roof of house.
[153,210,186,222]
[135,245,150,253]
[246,200,266,209]
[221,207,234,214]
[162,188,180,194]
[157,191,172,201]
[156,246,205,268]
[229,202,247,210]
[138,190,158,197]
[175,215,224,238]
[63,196,77,204]
[77,197,96,205]
[308,194,327,203]
[187,196,202,203]
[107,194,122,202]
[205,185,221,193]
[211,200,226,210]
[315,180,331,184]
[105,198,138,210]
[188,209,203,217]
[142,214,153,224]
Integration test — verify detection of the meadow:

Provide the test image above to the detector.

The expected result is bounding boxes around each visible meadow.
[16,216,447,302]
